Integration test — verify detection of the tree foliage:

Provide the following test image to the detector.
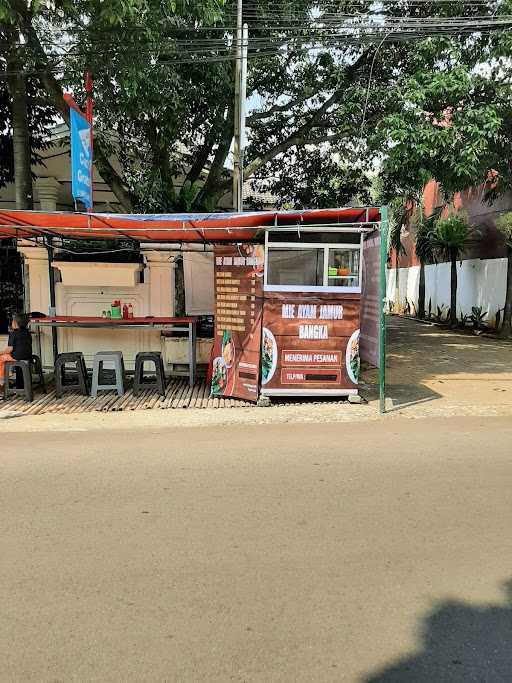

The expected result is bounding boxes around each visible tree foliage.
[432,212,471,259]
[1,0,512,211]
[496,212,512,248]
[495,211,512,336]
[0,0,225,209]
[432,210,472,326]
[0,24,56,189]
[413,203,441,266]
[377,14,512,200]
[251,147,371,209]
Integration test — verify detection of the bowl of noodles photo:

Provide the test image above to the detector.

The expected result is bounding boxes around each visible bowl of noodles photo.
[346,329,360,384]
[221,330,235,368]
[261,327,277,384]
[211,356,228,395]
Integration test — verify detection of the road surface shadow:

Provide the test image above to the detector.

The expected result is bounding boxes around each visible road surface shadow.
[363,580,512,682]
[362,316,512,411]
[360,382,442,411]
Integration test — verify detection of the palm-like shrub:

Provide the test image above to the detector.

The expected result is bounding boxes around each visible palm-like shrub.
[495,212,512,337]
[413,204,440,319]
[432,212,471,327]
[388,201,408,310]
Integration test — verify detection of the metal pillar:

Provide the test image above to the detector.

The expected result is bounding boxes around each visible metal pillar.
[46,238,58,362]
[379,205,389,414]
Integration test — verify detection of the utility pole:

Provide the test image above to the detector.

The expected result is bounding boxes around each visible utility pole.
[233,0,248,212]
[232,0,242,212]
[238,24,248,212]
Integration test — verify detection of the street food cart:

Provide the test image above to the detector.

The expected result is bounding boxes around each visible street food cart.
[260,224,366,398]
[209,207,384,402]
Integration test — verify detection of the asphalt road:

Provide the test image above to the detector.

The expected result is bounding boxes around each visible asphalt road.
[2,416,512,682]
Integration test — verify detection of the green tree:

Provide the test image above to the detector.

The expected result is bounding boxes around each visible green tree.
[250,148,371,209]
[495,212,512,337]
[0,24,55,202]
[379,67,505,200]
[0,0,224,211]
[431,212,472,328]
[2,0,511,213]
[0,76,54,190]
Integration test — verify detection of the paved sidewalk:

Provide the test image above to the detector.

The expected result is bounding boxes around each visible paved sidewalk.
[1,316,512,431]
[363,316,512,416]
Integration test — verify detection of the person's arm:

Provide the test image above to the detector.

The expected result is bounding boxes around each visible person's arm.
[1,332,14,355]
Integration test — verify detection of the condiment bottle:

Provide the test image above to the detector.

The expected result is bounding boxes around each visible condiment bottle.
[123,304,129,319]
[128,304,134,319]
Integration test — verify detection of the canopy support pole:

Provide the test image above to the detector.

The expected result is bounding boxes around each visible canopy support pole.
[379,206,389,414]
[46,237,58,362]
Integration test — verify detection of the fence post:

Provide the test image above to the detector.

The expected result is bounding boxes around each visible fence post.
[379,206,389,414]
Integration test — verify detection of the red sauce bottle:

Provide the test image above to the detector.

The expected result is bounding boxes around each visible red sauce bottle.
[122,304,129,319]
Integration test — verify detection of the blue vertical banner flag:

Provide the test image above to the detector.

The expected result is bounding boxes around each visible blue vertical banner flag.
[70,108,92,209]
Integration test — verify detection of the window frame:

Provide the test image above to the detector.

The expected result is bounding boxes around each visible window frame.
[264,232,363,293]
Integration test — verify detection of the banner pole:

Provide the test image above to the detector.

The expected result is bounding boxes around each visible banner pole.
[379,205,389,414]
[85,71,93,212]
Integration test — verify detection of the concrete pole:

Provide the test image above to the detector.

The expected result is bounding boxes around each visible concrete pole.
[238,23,248,212]
[232,0,242,211]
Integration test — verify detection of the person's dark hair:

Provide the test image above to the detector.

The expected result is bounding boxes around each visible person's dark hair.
[13,313,28,329]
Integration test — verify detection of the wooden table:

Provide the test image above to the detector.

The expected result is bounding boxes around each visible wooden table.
[30,316,198,387]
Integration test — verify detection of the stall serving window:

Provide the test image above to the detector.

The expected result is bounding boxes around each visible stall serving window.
[264,231,363,293]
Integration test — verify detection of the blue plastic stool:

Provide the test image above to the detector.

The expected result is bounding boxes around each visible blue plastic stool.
[91,351,125,398]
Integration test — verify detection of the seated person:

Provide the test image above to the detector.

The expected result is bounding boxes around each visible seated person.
[0,313,32,397]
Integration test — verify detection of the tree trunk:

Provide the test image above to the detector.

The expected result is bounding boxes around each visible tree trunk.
[7,46,33,210]
[196,108,234,208]
[394,254,400,312]
[450,248,458,327]
[13,7,133,211]
[174,255,185,317]
[418,261,426,319]
[500,246,512,338]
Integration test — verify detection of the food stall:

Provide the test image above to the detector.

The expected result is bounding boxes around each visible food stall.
[0,206,387,409]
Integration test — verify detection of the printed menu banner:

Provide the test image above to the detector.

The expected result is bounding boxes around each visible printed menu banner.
[360,229,380,368]
[211,245,264,401]
[261,292,360,392]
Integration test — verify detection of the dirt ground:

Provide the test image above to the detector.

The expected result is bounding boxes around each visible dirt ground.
[1,316,512,432]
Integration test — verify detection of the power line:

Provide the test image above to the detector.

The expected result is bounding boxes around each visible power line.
[1,2,507,38]
[1,13,510,79]
[4,15,512,52]
[0,30,508,79]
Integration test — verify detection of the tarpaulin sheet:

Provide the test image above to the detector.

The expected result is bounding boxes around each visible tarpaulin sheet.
[0,207,381,243]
